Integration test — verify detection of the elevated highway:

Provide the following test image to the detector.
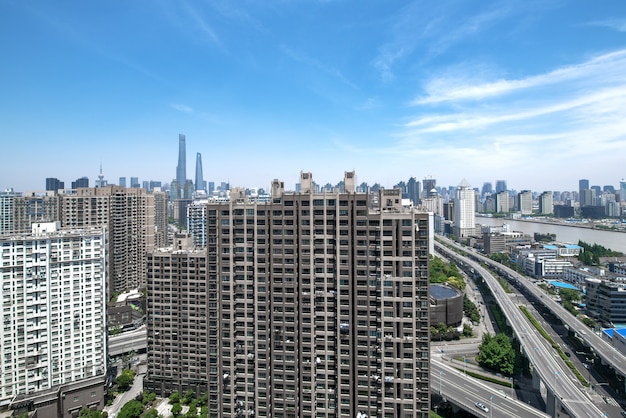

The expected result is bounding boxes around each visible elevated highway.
[108,326,147,357]
[436,238,606,418]
[431,359,551,418]
[462,243,626,381]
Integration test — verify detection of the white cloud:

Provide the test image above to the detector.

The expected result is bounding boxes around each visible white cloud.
[588,19,626,32]
[414,49,626,104]
[171,103,193,113]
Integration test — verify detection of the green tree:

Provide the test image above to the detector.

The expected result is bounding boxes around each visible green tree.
[117,400,143,418]
[142,391,157,405]
[477,333,515,375]
[559,288,580,303]
[141,410,159,418]
[115,369,136,391]
[185,405,198,418]
[182,389,194,405]
[463,295,481,323]
[462,323,473,337]
[171,403,182,417]
[79,409,106,418]
[197,393,208,407]
[429,256,465,289]
[169,391,181,403]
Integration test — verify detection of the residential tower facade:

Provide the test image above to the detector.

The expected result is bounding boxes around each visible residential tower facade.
[146,172,432,418]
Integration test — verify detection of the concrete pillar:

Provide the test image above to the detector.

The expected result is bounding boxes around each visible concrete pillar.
[531,371,541,392]
[546,391,556,417]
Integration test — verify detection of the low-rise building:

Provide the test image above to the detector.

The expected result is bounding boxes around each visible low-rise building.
[517,249,572,278]
[586,278,626,325]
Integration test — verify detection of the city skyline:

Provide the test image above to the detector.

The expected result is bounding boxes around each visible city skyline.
[2,1,626,192]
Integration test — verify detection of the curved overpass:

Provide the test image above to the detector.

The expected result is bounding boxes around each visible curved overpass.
[431,359,551,418]
[436,238,604,418]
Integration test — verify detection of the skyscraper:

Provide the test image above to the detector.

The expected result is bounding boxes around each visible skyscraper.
[539,191,553,215]
[620,179,626,202]
[146,171,432,418]
[45,177,64,191]
[195,152,205,192]
[71,177,89,189]
[407,177,420,206]
[495,190,510,214]
[119,177,127,188]
[495,180,507,194]
[481,182,493,199]
[423,176,436,198]
[176,134,187,186]
[453,179,475,238]
[517,190,532,215]
[579,179,589,191]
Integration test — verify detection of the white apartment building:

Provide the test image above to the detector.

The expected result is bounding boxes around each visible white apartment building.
[517,190,532,215]
[453,179,475,238]
[0,222,107,415]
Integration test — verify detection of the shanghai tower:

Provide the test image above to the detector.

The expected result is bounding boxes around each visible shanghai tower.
[176,134,186,185]
[195,152,205,192]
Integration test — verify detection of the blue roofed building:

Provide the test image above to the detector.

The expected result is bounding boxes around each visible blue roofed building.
[542,243,582,257]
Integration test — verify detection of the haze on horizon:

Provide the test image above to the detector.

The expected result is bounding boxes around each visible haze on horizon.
[1,1,626,193]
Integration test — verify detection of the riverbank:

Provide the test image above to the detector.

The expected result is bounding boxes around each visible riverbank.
[477,214,626,233]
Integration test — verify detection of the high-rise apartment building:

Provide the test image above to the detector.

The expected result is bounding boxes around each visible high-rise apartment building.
[177,134,187,186]
[195,153,205,192]
[146,171,432,418]
[62,186,164,294]
[620,179,626,202]
[517,190,532,215]
[539,191,553,215]
[453,179,475,238]
[0,191,61,236]
[495,191,509,214]
[0,222,107,416]
[187,202,208,247]
[45,178,64,192]
[0,189,19,235]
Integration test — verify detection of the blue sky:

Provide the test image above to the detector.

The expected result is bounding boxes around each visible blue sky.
[2,1,626,193]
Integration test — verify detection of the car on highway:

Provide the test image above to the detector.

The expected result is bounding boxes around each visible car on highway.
[475,401,489,413]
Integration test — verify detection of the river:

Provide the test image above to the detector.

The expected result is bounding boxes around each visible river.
[476,216,626,254]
